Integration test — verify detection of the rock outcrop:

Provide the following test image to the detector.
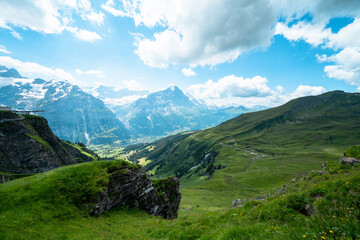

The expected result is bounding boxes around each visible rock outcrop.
[340,156,360,165]
[0,111,98,174]
[90,165,181,220]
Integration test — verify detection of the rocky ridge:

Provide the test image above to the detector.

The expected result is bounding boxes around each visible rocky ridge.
[0,111,98,174]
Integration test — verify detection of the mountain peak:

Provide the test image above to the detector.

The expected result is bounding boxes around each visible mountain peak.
[0,65,9,71]
[33,78,46,84]
[168,84,178,91]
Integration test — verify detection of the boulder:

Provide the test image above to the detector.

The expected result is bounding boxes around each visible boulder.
[339,156,360,165]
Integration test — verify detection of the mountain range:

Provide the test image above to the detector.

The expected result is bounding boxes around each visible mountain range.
[102,85,256,139]
[0,65,262,144]
[0,76,130,145]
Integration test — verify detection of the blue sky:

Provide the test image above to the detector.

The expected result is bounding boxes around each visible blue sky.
[0,0,360,107]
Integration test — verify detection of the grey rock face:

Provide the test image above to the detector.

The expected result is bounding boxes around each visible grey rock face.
[340,156,360,165]
[90,166,181,220]
[0,111,97,173]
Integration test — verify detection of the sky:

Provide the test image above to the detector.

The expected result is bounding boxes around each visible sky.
[0,0,360,108]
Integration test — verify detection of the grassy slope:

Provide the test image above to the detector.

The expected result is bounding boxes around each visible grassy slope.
[0,160,359,239]
[129,91,360,210]
[63,141,99,161]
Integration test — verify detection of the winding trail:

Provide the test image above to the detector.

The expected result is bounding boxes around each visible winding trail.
[219,143,261,157]
[219,142,266,174]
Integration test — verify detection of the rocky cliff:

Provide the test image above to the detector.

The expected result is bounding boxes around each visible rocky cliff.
[0,111,99,174]
[90,163,181,219]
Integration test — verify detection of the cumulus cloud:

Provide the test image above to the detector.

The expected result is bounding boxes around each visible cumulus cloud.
[188,75,272,100]
[289,85,326,99]
[84,11,105,26]
[273,1,360,89]
[181,68,196,77]
[102,0,360,70]
[275,22,331,47]
[187,75,325,108]
[123,80,145,91]
[327,19,360,50]
[0,56,77,83]
[0,0,103,42]
[104,0,277,68]
[68,28,102,42]
[276,18,360,50]
[317,47,360,87]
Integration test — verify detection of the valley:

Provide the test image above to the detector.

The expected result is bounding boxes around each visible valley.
[123,91,360,211]
[1,83,359,239]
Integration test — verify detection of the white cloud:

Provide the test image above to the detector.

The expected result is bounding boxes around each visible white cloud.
[273,0,360,25]
[101,0,130,17]
[105,0,277,68]
[0,45,11,54]
[276,85,284,93]
[188,75,273,102]
[317,47,360,87]
[102,0,360,69]
[84,11,105,26]
[273,2,360,89]
[276,18,360,50]
[181,68,196,77]
[68,27,102,42]
[0,0,102,42]
[289,85,326,99]
[327,19,360,50]
[0,56,77,83]
[275,22,331,47]
[187,74,326,108]
[123,80,145,91]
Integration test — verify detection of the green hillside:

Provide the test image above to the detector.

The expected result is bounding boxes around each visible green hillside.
[128,91,360,209]
[0,157,359,239]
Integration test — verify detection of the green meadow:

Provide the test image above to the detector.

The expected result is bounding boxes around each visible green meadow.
[0,158,359,239]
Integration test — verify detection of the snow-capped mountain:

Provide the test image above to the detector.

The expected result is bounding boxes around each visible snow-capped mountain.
[113,85,252,138]
[0,76,130,145]
[88,85,149,109]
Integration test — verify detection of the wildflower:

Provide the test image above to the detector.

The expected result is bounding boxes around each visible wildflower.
[329,230,334,234]
[321,237,326,239]
[303,235,306,238]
